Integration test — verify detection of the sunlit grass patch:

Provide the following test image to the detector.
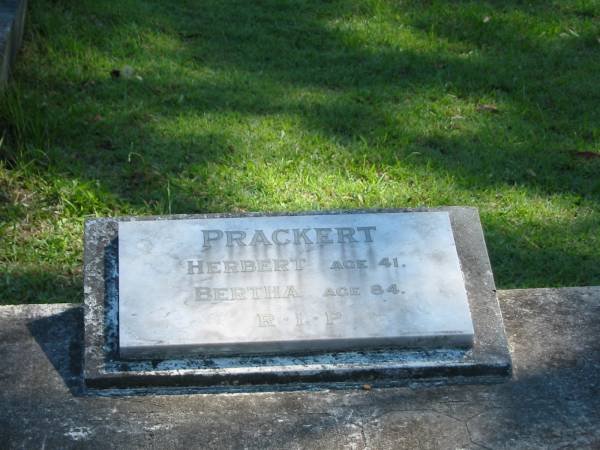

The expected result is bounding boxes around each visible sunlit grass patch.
[1,0,599,303]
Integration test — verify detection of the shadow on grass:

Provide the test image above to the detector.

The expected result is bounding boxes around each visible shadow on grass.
[13,0,596,200]
[0,267,81,304]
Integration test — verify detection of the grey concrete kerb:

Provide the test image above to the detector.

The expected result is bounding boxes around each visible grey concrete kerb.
[0,287,598,448]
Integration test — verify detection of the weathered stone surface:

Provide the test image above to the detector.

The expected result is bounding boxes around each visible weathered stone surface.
[0,0,27,84]
[119,211,473,358]
[84,208,510,388]
[1,287,598,448]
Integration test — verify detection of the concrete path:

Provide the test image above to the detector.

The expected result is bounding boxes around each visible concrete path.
[1,287,598,449]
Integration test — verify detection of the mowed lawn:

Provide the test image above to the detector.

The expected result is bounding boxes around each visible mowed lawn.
[0,0,599,303]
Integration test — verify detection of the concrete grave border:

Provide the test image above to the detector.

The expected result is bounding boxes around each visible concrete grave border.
[0,0,28,84]
[83,207,511,390]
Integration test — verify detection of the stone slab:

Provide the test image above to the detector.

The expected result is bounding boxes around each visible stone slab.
[83,207,510,389]
[118,211,474,358]
[1,287,599,448]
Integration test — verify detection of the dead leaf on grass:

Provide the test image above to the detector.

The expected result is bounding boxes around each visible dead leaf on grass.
[575,151,600,160]
[122,66,134,78]
[476,104,500,113]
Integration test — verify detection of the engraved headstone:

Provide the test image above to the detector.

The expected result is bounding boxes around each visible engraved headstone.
[118,212,474,359]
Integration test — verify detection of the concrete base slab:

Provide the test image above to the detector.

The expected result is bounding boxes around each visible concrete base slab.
[83,208,511,388]
[1,287,598,448]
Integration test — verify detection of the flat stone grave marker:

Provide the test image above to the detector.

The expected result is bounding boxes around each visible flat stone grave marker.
[118,212,474,359]
[83,208,511,390]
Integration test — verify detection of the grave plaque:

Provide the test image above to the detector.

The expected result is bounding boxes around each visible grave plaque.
[118,212,474,359]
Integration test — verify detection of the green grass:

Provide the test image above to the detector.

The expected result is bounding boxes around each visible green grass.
[1,0,599,304]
